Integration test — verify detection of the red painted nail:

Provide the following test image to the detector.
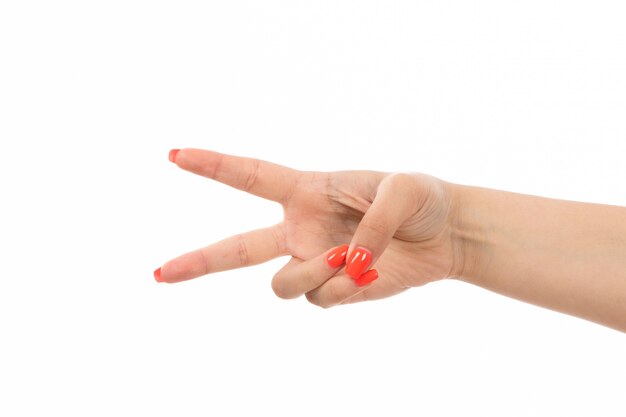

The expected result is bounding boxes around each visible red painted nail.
[168,149,180,163]
[326,244,349,268]
[154,267,164,283]
[345,246,372,279]
[355,269,378,287]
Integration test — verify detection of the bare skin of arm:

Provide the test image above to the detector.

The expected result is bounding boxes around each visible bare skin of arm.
[454,185,626,332]
[155,148,626,333]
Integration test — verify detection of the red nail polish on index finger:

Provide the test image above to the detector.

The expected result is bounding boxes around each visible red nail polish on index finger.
[168,149,180,163]
[326,244,349,268]
[345,246,372,279]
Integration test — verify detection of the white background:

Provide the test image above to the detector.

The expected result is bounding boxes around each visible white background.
[1,1,625,416]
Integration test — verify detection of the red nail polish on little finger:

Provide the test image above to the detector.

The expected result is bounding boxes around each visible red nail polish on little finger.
[355,269,378,287]
[326,244,349,268]
[168,149,180,163]
[345,246,372,279]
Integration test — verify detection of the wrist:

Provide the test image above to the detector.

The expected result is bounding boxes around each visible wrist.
[447,182,493,284]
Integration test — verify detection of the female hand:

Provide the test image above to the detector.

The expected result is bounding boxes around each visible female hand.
[155,148,464,308]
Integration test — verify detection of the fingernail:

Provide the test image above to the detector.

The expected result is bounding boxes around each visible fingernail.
[345,246,372,279]
[168,149,180,163]
[326,244,349,268]
[355,269,378,287]
[154,267,164,283]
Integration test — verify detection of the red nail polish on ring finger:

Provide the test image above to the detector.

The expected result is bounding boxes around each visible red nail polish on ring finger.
[326,244,349,268]
[345,246,372,279]
[355,269,378,287]
[168,149,180,163]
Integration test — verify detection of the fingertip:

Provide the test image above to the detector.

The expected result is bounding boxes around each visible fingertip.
[326,244,349,268]
[346,246,373,279]
[154,267,165,283]
[168,149,180,163]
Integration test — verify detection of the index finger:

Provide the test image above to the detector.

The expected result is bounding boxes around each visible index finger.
[171,148,302,204]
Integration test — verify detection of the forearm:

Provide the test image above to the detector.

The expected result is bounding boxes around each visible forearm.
[451,184,626,332]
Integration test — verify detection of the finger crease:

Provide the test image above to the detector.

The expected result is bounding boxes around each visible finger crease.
[211,153,225,180]
[237,234,250,267]
[272,225,287,255]
[200,249,210,276]
[244,159,260,192]
[280,171,303,207]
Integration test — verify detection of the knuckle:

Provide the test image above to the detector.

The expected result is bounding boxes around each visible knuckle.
[210,153,225,179]
[304,291,318,306]
[382,172,421,211]
[386,172,416,190]
[271,225,287,255]
[243,159,261,192]
[315,282,342,309]
[236,235,250,267]
[305,291,333,309]
[271,275,293,300]
[198,249,210,275]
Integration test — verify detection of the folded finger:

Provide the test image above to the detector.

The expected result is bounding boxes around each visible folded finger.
[271,244,349,299]
[345,173,420,279]
[305,269,379,308]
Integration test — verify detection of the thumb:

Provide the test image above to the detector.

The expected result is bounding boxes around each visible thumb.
[345,173,419,280]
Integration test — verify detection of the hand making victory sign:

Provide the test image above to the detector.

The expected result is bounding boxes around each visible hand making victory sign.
[154,148,462,308]
[155,148,626,332]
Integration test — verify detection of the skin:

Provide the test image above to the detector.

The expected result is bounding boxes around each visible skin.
[156,148,626,333]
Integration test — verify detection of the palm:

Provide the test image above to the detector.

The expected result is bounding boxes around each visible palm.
[280,170,456,301]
